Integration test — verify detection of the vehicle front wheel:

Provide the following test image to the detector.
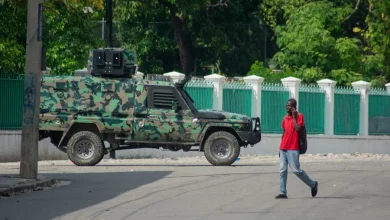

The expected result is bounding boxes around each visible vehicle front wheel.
[203,131,240,166]
[66,131,104,166]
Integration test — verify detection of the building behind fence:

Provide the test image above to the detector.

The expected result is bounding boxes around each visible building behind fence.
[1,72,390,136]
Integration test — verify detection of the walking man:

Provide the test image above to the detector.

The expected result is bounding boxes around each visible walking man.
[275,98,318,199]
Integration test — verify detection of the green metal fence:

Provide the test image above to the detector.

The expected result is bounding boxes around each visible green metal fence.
[368,88,390,135]
[334,87,360,135]
[222,81,252,117]
[298,84,325,134]
[0,74,24,130]
[184,79,214,110]
[1,73,386,137]
[261,83,290,133]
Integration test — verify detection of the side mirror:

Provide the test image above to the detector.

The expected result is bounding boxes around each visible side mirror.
[172,101,180,112]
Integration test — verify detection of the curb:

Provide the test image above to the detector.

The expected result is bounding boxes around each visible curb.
[0,178,57,197]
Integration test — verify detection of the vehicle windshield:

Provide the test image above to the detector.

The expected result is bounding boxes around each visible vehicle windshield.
[179,89,198,113]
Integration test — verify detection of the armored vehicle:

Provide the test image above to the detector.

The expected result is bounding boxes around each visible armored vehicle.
[39,48,261,166]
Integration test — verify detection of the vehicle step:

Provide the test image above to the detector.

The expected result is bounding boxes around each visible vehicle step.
[115,137,130,140]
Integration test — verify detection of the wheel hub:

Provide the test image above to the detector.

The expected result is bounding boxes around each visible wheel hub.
[75,140,95,159]
[211,139,231,159]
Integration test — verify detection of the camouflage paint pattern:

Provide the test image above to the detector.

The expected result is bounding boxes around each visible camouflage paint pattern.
[39,75,255,144]
[199,109,251,122]
[40,75,138,133]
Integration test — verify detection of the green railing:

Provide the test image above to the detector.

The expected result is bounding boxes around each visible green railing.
[184,79,214,110]
[1,73,385,137]
[261,83,290,133]
[368,88,390,135]
[222,81,252,117]
[0,74,24,130]
[334,87,360,135]
[298,84,325,134]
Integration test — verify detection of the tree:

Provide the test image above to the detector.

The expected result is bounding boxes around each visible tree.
[0,0,27,73]
[43,0,104,74]
[0,0,104,75]
[114,0,270,76]
[362,0,390,86]
[259,0,373,85]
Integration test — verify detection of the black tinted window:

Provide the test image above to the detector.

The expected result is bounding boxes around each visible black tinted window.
[153,90,177,109]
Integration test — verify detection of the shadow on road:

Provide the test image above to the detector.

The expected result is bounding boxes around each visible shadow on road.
[50,163,276,167]
[289,196,354,199]
[0,171,171,220]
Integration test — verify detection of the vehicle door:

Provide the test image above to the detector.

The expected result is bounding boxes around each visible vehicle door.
[133,85,196,143]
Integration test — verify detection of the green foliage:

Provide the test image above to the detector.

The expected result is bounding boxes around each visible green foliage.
[0,0,389,87]
[0,0,104,75]
[247,61,295,83]
[43,0,104,75]
[273,1,341,72]
[363,0,390,82]
[257,0,389,86]
[114,0,175,74]
[330,69,362,86]
[248,61,272,76]
[369,75,388,87]
[334,38,362,71]
[0,0,27,73]
[296,67,325,84]
[114,0,267,76]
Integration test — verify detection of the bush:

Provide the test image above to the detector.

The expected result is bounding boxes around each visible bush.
[247,60,294,83]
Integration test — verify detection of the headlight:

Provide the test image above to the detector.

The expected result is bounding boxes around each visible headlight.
[251,117,260,132]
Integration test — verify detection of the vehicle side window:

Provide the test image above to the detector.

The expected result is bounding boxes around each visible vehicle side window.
[148,87,187,110]
[153,90,177,109]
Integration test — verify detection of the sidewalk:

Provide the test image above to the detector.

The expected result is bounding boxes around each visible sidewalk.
[0,174,57,197]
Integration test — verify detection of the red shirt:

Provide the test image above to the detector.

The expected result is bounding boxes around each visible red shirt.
[280,113,305,150]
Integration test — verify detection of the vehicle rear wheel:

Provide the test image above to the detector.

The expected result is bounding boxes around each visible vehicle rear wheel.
[66,131,104,166]
[203,131,240,166]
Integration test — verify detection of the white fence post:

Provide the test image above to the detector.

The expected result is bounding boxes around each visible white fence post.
[134,71,144,82]
[351,80,371,136]
[243,75,264,119]
[317,79,337,135]
[386,83,390,93]
[281,77,302,109]
[204,74,225,110]
[163,71,185,83]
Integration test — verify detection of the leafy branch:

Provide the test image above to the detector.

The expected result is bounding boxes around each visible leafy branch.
[206,0,229,10]
[342,0,361,24]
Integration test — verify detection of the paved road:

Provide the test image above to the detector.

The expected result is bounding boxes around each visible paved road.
[0,156,390,220]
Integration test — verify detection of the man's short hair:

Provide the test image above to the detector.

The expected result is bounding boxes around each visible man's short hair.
[287,98,297,108]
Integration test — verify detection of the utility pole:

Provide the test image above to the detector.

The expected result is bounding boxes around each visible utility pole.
[106,0,113,48]
[264,23,267,66]
[102,17,105,40]
[20,0,44,179]
[105,0,116,159]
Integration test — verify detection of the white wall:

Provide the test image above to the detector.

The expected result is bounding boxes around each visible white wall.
[1,131,390,162]
[0,131,67,162]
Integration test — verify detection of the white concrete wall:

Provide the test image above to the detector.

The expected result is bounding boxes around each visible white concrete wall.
[1,130,390,162]
[0,130,68,162]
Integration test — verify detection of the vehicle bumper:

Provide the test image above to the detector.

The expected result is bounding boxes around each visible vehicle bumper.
[237,131,261,145]
[237,117,261,145]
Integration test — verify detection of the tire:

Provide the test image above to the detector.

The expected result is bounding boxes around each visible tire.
[203,131,240,166]
[66,131,104,166]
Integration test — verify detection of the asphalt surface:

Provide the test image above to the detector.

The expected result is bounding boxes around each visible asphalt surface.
[0,156,389,220]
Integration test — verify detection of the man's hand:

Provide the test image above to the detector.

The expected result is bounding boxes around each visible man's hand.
[291,108,301,132]
[291,108,298,119]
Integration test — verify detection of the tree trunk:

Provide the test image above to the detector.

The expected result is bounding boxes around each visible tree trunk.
[171,15,196,75]
[157,0,196,76]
